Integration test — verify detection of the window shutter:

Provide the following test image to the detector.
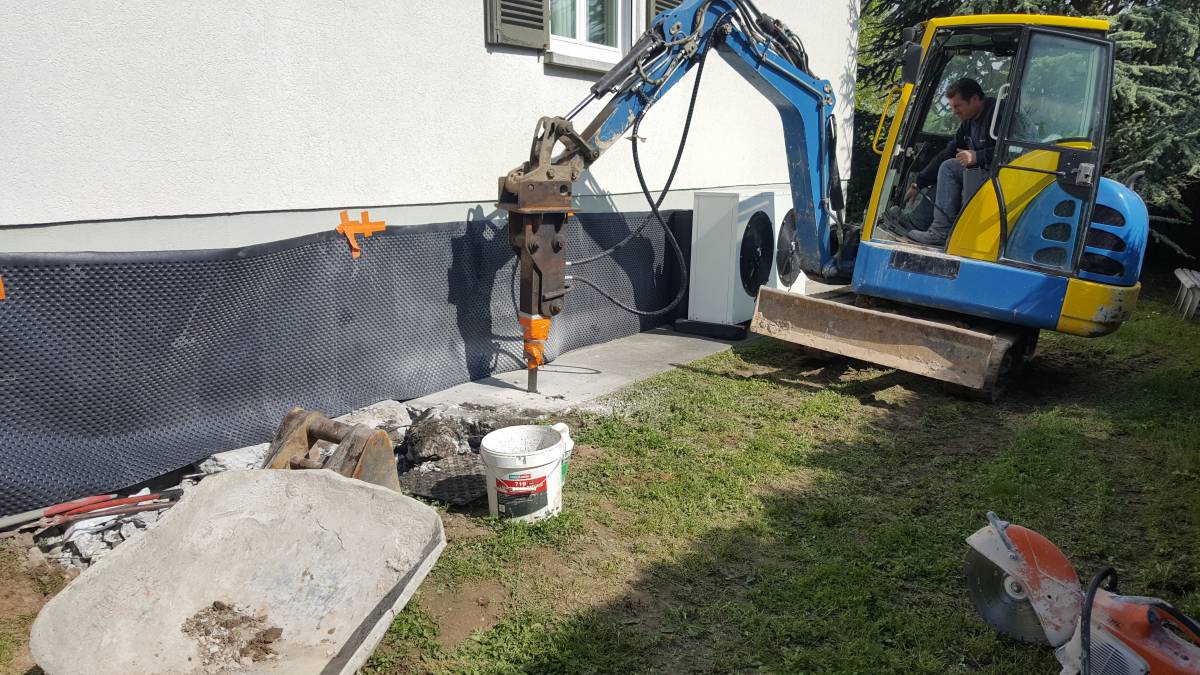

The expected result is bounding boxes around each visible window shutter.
[485,0,548,50]
[647,0,683,26]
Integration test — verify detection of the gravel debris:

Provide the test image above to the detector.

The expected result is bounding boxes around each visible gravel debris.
[181,601,282,669]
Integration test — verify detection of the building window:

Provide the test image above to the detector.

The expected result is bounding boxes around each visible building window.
[549,0,625,64]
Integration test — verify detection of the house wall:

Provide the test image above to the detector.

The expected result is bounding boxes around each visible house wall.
[0,1,861,514]
[0,0,860,249]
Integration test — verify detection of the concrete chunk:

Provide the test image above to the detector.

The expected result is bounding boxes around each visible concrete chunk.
[334,400,411,446]
[198,442,272,474]
[31,470,445,675]
[402,407,470,462]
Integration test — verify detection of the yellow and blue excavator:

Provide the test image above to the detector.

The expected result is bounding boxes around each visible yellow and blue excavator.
[498,2,1148,399]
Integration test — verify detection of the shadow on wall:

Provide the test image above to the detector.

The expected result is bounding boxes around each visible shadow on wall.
[571,171,674,332]
[449,205,524,380]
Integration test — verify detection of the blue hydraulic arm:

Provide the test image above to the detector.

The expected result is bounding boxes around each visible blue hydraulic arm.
[497,0,852,392]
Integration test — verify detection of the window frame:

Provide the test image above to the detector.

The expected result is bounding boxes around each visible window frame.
[547,0,637,66]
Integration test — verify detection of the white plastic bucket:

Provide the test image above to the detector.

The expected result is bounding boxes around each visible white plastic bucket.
[479,423,573,523]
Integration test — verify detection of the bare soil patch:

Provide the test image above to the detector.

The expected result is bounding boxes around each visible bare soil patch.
[0,535,70,675]
[419,580,508,648]
[439,512,490,544]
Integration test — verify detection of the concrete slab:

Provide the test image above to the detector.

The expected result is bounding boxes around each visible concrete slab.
[31,470,445,675]
[407,327,742,416]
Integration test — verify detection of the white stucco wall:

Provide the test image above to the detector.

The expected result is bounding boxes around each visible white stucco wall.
[0,0,858,237]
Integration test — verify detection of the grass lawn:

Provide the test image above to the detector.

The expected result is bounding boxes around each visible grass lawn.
[365,290,1200,674]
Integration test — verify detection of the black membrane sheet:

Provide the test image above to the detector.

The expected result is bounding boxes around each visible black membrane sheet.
[0,212,679,515]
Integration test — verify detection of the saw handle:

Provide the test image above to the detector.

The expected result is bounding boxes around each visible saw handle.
[1153,600,1200,645]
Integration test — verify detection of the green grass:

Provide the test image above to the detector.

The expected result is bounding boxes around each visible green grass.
[365,294,1200,674]
[434,513,585,585]
[0,616,34,674]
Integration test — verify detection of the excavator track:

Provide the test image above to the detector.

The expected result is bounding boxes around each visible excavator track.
[751,287,1037,400]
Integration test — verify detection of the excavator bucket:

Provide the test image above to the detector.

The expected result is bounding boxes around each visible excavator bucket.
[264,408,402,492]
[751,287,1036,399]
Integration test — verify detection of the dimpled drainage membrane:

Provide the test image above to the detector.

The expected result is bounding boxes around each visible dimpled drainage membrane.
[0,212,681,515]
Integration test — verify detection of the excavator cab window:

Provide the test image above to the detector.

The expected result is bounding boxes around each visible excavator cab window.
[919,47,1014,138]
[873,28,1021,245]
[992,30,1111,272]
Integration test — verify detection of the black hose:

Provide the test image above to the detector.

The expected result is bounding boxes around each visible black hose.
[566,38,708,268]
[1081,567,1118,675]
[566,16,730,317]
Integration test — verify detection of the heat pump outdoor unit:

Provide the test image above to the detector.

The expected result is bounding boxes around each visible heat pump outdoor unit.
[676,190,816,339]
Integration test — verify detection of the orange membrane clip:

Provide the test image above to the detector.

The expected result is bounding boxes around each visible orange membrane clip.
[335,210,387,259]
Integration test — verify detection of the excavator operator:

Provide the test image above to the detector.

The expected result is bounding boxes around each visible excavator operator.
[885,78,999,246]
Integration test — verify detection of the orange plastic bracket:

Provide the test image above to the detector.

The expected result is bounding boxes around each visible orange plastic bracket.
[335,210,386,259]
[0,276,6,301]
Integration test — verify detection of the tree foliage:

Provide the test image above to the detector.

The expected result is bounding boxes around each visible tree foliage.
[856,0,1200,234]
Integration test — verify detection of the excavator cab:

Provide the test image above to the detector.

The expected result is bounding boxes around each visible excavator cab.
[753,15,1148,397]
[858,16,1147,338]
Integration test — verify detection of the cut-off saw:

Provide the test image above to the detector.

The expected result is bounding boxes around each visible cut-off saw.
[966,512,1200,674]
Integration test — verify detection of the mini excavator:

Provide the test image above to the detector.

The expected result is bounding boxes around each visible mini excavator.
[498,1,1148,399]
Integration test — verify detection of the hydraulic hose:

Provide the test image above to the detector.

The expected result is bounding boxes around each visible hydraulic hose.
[566,18,728,317]
[567,41,708,268]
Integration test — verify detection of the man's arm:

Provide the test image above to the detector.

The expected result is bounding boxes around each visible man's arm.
[971,98,1002,169]
[915,137,957,188]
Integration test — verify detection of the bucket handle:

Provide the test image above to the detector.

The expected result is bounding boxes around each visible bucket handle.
[551,422,570,439]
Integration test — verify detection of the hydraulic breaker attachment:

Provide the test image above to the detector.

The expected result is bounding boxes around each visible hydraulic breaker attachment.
[263,408,402,492]
[506,211,568,394]
[498,116,581,393]
[751,287,1037,400]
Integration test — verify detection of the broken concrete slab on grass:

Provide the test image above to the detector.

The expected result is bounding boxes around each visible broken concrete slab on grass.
[31,469,445,675]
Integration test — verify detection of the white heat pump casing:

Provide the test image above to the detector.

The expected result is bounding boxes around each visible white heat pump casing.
[687,191,775,327]
[686,190,817,330]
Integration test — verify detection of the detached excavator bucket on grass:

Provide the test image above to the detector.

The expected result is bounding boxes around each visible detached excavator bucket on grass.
[751,287,1036,400]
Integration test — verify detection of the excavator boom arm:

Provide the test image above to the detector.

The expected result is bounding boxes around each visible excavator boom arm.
[497,1,853,392]
[500,0,849,281]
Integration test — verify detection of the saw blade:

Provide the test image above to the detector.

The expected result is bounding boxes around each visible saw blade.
[964,547,1049,644]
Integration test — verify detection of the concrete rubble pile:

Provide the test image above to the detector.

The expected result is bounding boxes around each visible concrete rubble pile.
[33,488,180,570]
[401,405,534,467]
[27,400,533,571]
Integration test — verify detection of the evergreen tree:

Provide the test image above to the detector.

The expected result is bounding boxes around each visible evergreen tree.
[855,0,1200,240]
